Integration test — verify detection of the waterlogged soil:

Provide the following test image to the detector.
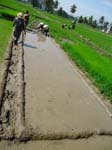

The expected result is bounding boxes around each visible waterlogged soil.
[24,32,112,133]
[1,32,112,149]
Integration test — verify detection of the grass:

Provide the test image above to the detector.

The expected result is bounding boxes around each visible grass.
[0,18,12,82]
[0,18,12,60]
[61,41,112,100]
[0,8,17,20]
[0,0,112,102]
[75,24,112,55]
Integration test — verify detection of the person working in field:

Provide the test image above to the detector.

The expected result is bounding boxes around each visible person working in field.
[71,20,77,29]
[61,24,68,29]
[37,22,44,32]
[69,18,77,30]
[37,22,49,37]
[43,24,49,36]
[13,12,25,45]
[24,10,30,29]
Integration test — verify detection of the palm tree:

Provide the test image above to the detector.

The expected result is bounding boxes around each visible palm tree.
[54,0,59,9]
[99,16,105,25]
[57,7,63,16]
[99,16,105,29]
[83,17,88,24]
[70,4,77,15]
[92,19,98,28]
[88,16,93,25]
[78,16,84,23]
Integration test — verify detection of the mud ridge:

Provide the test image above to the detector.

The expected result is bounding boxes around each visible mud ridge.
[0,128,112,142]
[16,128,112,142]
[0,40,13,109]
[0,37,25,139]
[15,44,25,138]
[0,39,16,138]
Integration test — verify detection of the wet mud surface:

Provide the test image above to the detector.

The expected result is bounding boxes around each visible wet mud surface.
[24,32,112,133]
[0,31,112,149]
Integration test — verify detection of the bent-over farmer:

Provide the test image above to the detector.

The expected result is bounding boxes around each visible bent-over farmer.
[43,24,49,36]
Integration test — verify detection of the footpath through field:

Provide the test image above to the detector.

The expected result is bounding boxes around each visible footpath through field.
[23,31,112,149]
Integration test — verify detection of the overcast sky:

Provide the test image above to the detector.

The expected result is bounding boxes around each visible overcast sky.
[58,0,112,21]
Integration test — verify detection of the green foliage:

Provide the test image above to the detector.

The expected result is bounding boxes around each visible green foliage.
[0,0,39,19]
[57,7,69,18]
[54,0,59,9]
[92,19,97,28]
[0,18,12,60]
[83,17,88,24]
[70,4,77,14]
[75,24,112,54]
[61,42,112,100]
[78,16,98,28]
[44,0,54,12]
[78,16,84,23]
[99,16,105,24]
[0,10,15,20]
[88,16,93,25]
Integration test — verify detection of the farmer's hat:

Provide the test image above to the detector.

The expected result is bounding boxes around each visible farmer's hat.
[40,22,44,25]
[17,12,23,18]
[43,25,48,29]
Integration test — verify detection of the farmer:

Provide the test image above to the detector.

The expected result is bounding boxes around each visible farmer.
[71,20,76,29]
[62,24,65,29]
[69,18,77,30]
[37,22,44,32]
[43,24,49,36]
[61,24,68,29]
[13,12,25,45]
[24,10,30,29]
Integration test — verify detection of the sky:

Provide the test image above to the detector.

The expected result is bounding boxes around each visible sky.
[58,0,112,22]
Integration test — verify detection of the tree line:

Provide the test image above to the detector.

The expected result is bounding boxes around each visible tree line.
[17,0,112,33]
[78,15,112,32]
[17,0,76,19]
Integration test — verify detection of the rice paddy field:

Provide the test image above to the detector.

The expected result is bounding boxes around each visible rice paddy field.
[0,0,112,102]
